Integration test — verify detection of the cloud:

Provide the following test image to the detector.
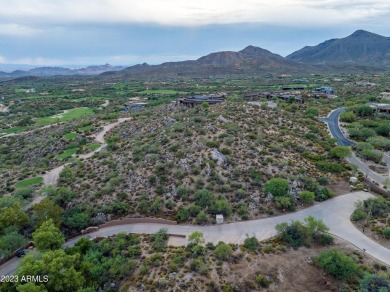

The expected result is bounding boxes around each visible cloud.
[0,23,41,36]
[0,0,389,27]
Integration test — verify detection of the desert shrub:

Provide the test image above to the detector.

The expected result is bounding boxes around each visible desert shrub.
[255,274,271,288]
[316,248,358,280]
[243,236,260,252]
[382,227,390,239]
[176,208,189,222]
[214,242,232,261]
[151,228,168,251]
[211,199,232,217]
[315,161,343,173]
[351,209,367,221]
[359,273,390,292]
[206,141,220,148]
[275,195,293,209]
[340,111,357,123]
[299,191,315,205]
[194,189,214,208]
[265,178,289,197]
[276,216,329,248]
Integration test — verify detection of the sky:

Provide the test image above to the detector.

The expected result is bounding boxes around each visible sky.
[0,0,390,69]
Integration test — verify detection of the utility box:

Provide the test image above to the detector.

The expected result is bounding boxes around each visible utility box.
[216,214,224,224]
[350,177,358,183]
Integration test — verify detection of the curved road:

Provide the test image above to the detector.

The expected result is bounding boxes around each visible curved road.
[319,107,389,185]
[2,191,389,276]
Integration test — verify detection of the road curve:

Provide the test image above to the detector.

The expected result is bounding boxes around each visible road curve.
[318,107,355,147]
[67,191,390,266]
[3,191,389,276]
[319,108,388,185]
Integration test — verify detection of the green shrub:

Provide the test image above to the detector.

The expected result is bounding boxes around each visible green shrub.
[265,178,289,197]
[351,209,367,221]
[244,236,260,252]
[206,141,220,148]
[316,248,358,280]
[299,191,315,205]
[214,242,233,261]
[382,227,390,239]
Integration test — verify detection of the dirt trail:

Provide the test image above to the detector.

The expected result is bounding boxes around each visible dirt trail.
[26,118,131,208]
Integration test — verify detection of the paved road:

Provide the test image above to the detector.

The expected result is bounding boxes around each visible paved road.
[67,191,390,265]
[319,108,388,185]
[318,107,355,147]
[2,191,389,276]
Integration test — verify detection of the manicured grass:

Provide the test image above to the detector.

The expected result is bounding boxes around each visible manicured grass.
[138,89,187,95]
[85,143,101,151]
[79,125,92,131]
[0,126,28,134]
[15,177,43,188]
[63,132,78,140]
[36,107,95,125]
[58,147,79,159]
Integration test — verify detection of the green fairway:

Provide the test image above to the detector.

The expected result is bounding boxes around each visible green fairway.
[63,132,78,140]
[15,177,43,188]
[58,147,79,159]
[138,89,187,95]
[0,126,28,134]
[36,107,95,125]
[85,143,101,151]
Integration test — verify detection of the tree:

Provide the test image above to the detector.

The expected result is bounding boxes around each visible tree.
[65,212,90,230]
[265,178,289,197]
[32,219,65,251]
[299,191,315,205]
[330,146,351,159]
[18,249,85,291]
[188,231,205,246]
[33,198,64,227]
[214,242,232,261]
[0,228,29,258]
[212,199,232,216]
[317,248,358,280]
[0,202,28,232]
[194,189,213,207]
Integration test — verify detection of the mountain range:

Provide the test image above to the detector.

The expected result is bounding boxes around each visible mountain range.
[0,64,126,78]
[287,30,390,66]
[1,30,389,79]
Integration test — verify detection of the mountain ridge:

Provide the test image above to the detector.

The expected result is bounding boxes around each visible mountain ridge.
[286,30,390,67]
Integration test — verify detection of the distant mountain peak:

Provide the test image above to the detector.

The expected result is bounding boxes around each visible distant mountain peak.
[287,30,390,67]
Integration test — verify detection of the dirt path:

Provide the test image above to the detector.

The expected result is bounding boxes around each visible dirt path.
[25,118,131,208]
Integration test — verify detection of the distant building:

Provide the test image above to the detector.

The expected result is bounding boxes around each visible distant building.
[243,92,304,104]
[124,97,148,111]
[368,103,390,115]
[176,93,226,107]
[312,86,335,95]
[378,92,390,100]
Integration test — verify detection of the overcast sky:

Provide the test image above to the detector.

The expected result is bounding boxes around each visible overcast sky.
[0,0,389,68]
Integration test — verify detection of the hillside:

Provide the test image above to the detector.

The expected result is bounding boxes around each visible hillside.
[287,30,390,68]
[119,46,318,78]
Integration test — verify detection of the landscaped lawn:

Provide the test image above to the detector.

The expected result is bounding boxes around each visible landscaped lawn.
[63,132,78,140]
[58,147,79,159]
[15,177,43,188]
[0,126,28,134]
[36,107,95,125]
